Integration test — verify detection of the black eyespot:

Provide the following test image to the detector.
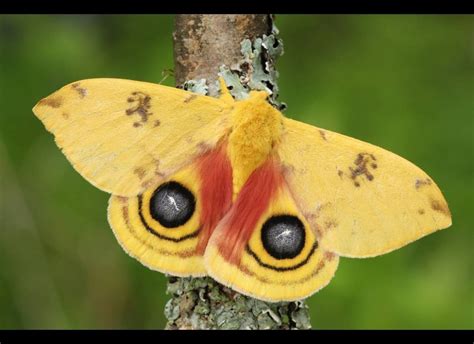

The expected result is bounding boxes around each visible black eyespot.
[261,215,305,259]
[149,182,195,228]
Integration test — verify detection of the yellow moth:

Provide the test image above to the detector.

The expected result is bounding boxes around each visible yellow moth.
[33,78,452,302]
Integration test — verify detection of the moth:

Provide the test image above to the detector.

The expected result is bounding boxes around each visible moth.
[33,78,452,302]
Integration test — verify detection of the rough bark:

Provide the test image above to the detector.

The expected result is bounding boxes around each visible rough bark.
[165,14,311,330]
[173,15,271,96]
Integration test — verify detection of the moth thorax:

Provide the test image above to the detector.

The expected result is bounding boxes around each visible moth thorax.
[228,96,283,196]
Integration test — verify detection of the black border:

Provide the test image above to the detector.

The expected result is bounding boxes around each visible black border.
[1,2,472,339]
[0,329,472,343]
[1,1,474,14]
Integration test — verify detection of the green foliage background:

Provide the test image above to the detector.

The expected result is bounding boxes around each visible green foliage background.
[0,15,472,329]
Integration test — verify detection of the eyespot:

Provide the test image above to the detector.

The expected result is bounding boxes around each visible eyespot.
[261,215,306,259]
[149,181,196,228]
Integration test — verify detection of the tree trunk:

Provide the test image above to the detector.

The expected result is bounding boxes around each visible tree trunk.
[164,14,311,330]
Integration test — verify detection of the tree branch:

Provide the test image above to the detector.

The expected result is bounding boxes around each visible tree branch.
[165,14,311,330]
[173,15,271,96]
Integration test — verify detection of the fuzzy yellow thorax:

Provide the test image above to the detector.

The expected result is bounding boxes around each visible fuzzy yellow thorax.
[226,90,283,196]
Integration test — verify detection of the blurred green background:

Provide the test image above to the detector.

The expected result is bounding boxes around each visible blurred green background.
[0,15,472,329]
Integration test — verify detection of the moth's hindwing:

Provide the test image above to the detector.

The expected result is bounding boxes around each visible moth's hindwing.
[108,144,233,276]
[204,158,339,302]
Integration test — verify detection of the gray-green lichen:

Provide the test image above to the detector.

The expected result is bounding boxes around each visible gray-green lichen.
[165,276,311,330]
[218,30,286,110]
[180,21,286,110]
[182,78,209,95]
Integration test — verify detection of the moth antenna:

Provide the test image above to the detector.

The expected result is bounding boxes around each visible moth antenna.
[217,76,234,103]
